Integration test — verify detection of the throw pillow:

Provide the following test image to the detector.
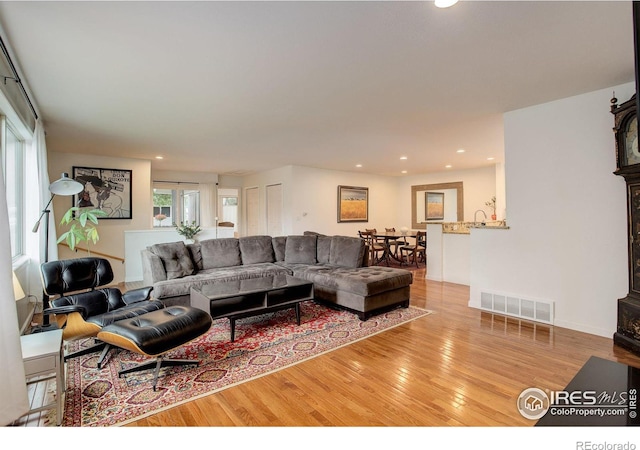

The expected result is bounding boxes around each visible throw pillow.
[149,241,195,280]
[284,235,317,264]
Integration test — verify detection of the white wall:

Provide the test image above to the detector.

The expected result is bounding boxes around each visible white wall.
[469,83,632,338]
[242,166,294,236]
[241,165,399,238]
[290,166,398,236]
[396,166,498,225]
[48,152,152,283]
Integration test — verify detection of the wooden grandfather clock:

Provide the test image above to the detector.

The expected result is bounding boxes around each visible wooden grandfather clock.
[612,2,640,355]
[612,92,640,355]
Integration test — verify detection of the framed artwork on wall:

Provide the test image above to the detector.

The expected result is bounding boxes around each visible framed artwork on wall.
[337,185,368,223]
[72,166,132,219]
[425,192,444,220]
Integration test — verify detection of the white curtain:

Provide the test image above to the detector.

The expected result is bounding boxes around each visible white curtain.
[34,120,56,263]
[199,183,217,228]
[0,163,29,424]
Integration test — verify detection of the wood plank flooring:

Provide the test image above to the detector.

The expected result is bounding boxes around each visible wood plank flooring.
[125,269,640,427]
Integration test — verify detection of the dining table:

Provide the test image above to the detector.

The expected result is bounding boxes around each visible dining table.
[371,230,420,265]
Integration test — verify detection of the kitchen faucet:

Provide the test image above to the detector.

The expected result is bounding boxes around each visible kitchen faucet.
[474,209,487,225]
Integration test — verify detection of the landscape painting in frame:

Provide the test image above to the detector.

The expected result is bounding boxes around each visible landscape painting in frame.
[72,166,132,219]
[338,185,368,222]
[425,192,444,220]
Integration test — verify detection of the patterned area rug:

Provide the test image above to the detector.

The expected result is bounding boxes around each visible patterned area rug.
[55,301,431,427]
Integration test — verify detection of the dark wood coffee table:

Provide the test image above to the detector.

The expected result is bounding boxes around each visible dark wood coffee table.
[190,274,314,341]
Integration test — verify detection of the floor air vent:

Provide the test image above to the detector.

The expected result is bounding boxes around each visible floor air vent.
[480,291,554,324]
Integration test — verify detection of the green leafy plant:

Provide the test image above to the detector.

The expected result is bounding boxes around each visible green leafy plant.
[174,220,201,240]
[57,207,108,251]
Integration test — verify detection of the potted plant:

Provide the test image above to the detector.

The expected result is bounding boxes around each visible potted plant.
[57,206,108,252]
[175,220,202,243]
[485,196,497,220]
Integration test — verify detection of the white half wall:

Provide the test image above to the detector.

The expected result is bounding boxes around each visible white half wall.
[469,83,633,338]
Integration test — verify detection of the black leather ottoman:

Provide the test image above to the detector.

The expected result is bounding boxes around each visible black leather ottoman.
[97,306,212,390]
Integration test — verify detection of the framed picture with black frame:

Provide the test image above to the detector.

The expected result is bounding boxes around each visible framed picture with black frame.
[72,166,132,219]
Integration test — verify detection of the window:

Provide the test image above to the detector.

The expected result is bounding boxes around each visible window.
[152,183,200,227]
[2,119,24,259]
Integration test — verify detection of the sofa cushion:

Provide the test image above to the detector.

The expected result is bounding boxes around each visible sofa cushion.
[329,235,366,268]
[239,235,275,265]
[289,265,412,297]
[151,263,291,299]
[187,243,203,270]
[317,235,332,264]
[149,241,195,280]
[284,235,317,264]
[272,236,287,262]
[200,238,242,269]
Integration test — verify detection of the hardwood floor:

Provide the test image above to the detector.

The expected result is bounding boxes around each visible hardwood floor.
[126,269,640,427]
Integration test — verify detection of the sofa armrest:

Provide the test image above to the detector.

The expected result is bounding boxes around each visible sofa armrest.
[141,248,167,285]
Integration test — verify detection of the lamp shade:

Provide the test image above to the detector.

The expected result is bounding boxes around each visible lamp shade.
[12,271,25,301]
[49,172,83,196]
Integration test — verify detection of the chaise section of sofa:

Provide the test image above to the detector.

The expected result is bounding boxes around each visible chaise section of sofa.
[141,233,413,319]
[275,234,413,319]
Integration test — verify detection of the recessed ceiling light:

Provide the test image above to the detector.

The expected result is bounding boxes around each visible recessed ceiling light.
[155,156,164,160]
[400,156,408,160]
[456,149,465,153]
[356,164,362,168]
[401,170,408,174]
[435,0,458,8]
[487,157,495,161]
[445,165,452,169]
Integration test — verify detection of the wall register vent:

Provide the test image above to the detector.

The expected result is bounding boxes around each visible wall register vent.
[480,291,554,325]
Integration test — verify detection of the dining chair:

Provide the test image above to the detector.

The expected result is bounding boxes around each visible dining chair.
[360,230,389,266]
[399,230,426,268]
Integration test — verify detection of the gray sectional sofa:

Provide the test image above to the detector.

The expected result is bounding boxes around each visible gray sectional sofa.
[141,234,413,320]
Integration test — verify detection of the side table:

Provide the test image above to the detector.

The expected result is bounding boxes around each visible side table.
[20,329,64,426]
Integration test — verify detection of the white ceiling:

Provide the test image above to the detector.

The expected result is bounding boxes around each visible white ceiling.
[0,1,635,177]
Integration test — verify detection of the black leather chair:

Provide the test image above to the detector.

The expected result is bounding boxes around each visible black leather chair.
[98,306,212,390]
[40,257,164,364]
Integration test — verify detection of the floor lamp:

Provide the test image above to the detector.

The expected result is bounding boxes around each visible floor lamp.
[32,172,83,327]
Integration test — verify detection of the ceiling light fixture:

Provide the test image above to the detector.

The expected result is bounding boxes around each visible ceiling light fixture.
[356,164,362,168]
[401,170,408,174]
[435,0,459,8]
[445,165,453,169]
[457,149,465,153]
[487,157,495,161]
[155,156,164,160]
[400,156,408,160]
